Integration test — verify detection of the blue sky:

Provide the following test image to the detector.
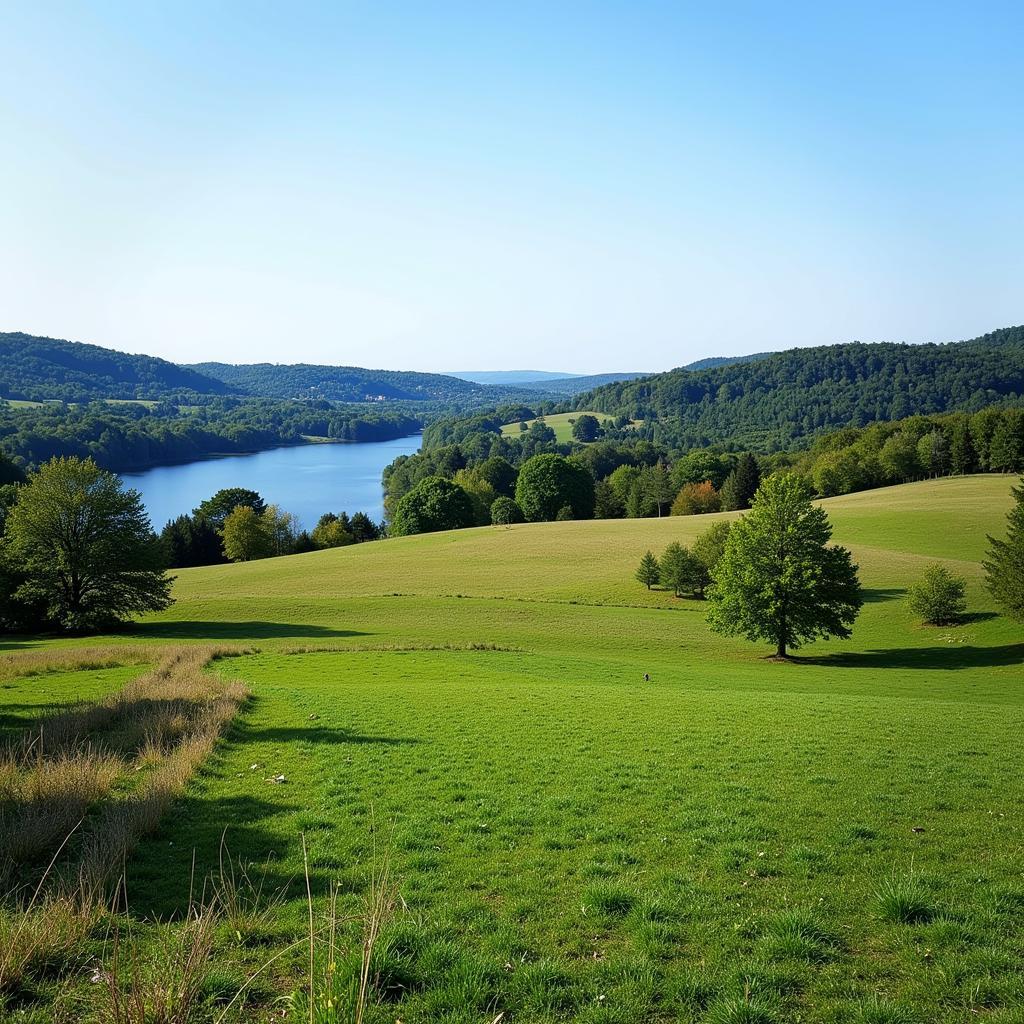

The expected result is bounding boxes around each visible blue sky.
[1,2,1021,372]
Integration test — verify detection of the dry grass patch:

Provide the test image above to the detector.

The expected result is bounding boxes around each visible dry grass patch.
[1,646,251,897]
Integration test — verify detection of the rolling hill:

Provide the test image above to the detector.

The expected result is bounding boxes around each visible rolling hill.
[5,475,1021,1022]
[577,325,1024,449]
[0,332,233,402]
[190,361,509,403]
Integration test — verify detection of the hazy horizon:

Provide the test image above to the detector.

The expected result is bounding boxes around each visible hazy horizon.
[2,3,1021,372]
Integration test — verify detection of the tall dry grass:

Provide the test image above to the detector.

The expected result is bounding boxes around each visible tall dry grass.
[0,645,155,684]
[0,646,250,996]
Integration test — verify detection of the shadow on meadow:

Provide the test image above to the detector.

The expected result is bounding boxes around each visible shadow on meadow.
[800,642,1024,671]
[127,620,369,641]
[235,723,422,746]
[860,587,906,603]
[128,793,321,919]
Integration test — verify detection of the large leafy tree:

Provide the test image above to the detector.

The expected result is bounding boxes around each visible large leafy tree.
[984,478,1024,620]
[514,454,595,522]
[221,505,274,561]
[707,473,862,658]
[390,476,477,536]
[193,488,266,530]
[3,457,173,631]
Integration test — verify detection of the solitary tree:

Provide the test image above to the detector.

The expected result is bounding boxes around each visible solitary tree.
[984,478,1024,620]
[907,564,967,625]
[572,414,601,443]
[707,473,862,658]
[635,550,660,590]
[3,457,173,631]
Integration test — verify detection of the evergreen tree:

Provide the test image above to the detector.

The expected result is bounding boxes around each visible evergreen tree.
[949,417,977,474]
[984,478,1024,621]
[707,474,862,657]
[721,453,760,511]
[635,550,660,590]
[348,512,380,542]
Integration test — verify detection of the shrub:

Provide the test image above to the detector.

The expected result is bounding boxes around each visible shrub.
[907,564,967,625]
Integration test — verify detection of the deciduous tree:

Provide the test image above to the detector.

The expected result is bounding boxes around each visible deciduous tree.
[707,473,862,658]
[3,456,173,630]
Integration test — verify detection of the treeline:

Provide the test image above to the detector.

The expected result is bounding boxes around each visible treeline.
[382,402,1024,536]
[0,400,422,474]
[797,406,1024,496]
[159,487,382,568]
[574,325,1024,450]
[190,361,510,403]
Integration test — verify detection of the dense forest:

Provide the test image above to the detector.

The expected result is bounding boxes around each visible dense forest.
[189,361,515,403]
[0,400,422,473]
[575,326,1024,450]
[0,332,234,402]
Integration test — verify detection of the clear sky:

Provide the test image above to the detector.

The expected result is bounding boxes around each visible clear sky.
[1,2,1021,373]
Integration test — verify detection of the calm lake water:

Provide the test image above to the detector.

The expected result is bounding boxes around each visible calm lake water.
[121,435,422,531]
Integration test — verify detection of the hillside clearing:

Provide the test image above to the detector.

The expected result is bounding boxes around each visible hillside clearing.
[1,475,1022,1022]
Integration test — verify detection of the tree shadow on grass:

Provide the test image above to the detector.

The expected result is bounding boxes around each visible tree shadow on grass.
[228,717,421,748]
[127,793,321,919]
[861,587,906,603]
[126,621,370,642]
[798,643,1024,671]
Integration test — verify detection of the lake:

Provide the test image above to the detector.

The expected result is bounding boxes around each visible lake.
[121,435,422,530]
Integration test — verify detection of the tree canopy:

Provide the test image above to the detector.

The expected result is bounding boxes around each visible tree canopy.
[707,473,862,657]
[514,454,595,522]
[390,476,477,536]
[2,456,173,630]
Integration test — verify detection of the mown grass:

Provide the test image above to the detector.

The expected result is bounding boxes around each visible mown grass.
[499,410,607,442]
[1,475,1022,1021]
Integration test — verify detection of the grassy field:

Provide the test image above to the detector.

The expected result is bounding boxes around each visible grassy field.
[500,411,608,442]
[3,475,1023,1022]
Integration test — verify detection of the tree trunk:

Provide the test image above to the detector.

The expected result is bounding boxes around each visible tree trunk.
[776,638,787,658]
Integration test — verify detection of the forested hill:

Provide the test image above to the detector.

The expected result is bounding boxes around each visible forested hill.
[577,326,1024,449]
[0,332,233,401]
[190,361,506,403]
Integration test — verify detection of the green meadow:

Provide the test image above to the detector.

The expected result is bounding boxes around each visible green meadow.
[3,475,1023,1022]
[500,411,607,442]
